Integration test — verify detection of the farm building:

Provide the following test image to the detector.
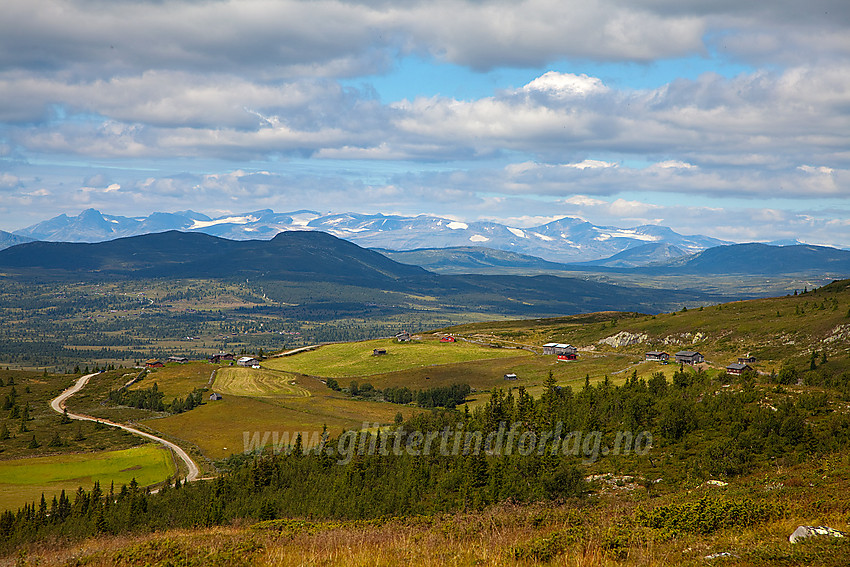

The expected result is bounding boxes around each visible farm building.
[396,331,411,342]
[738,354,757,364]
[237,356,260,367]
[209,393,223,401]
[726,363,753,376]
[144,359,164,368]
[543,343,577,356]
[208,352,234,363]
[645,351,670,362]
[675,351,704,365]
[167,356,189,364]
[504,373,518,380]
[440,336,456,343]
[373,348,387,356]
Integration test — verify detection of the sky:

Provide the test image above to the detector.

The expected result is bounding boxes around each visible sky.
[1,0,849,246]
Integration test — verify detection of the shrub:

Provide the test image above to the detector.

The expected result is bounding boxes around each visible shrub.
[635,497,785,536]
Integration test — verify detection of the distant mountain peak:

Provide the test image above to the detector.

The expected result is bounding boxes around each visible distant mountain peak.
[11,209,732,263]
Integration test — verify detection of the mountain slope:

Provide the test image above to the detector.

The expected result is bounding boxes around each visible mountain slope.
[645,243,850,275]
[577,242,689,268]
[376,246,577,274]
[0,230,428,283]
[0,230,35,251]
[0,230,717,316]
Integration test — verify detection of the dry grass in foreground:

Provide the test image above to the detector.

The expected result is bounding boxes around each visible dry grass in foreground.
[7,493,850,567]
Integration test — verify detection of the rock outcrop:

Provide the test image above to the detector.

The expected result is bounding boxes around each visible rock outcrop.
[597,331,648,348]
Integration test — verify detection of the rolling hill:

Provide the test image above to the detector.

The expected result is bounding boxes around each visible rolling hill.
[0,230,427,284]
[376,246,577,274]
[0,230,718,317]
[644,242,850,275]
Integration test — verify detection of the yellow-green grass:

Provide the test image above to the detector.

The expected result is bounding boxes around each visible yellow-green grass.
[212,367,309,398]
[144,381,412,460]
[130,361,214,400]
[263,337,531,378]
[0,444,176,512]
[357,350,634,394]
[439,283,850,370]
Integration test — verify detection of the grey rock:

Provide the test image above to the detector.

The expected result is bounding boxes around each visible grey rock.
[789,525,847,544]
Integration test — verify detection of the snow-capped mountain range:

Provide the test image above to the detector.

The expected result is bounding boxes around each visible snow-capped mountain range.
[11,208,730,263]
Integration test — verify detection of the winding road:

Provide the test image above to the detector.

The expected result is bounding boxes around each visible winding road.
[50,373,200,483]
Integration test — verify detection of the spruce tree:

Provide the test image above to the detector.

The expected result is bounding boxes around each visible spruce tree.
[27,435,39,449]
[48,431,63,448]
[73,422,85,441]
[0,422,9,440]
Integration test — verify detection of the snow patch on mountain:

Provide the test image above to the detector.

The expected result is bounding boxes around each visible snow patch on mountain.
[190,215,257,229]
[13,209,732,264]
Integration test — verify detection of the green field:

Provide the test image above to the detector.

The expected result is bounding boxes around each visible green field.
[144,379,411,460]
[0,444,176,512]
[263,336,532,378]
[131,362,214,400]
[212,367,309,398]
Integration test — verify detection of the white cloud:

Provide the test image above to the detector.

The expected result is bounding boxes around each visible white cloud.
[798,165,834,175]
[566,160,618,170]
[522,72,608,97]
[651,160,697,170]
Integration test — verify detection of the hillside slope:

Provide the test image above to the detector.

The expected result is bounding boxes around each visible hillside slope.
[0,230,719,317]
[440,278,850,368]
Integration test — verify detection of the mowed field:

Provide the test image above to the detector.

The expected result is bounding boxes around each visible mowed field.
[212,367,309,398]
[0,444,176,512]
[144,375,411,460]
[358,349,648,407]
[263,336,532,378]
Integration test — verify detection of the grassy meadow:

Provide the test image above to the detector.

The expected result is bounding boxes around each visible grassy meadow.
[0,444,175,512]
[130,362,214,400]
[212,367,309,398]
[0,370,144,461]
[142,377,413,460]
[263,335,531,378]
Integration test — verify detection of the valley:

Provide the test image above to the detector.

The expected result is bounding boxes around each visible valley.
[2,278,850,564]
[1,231,850,565]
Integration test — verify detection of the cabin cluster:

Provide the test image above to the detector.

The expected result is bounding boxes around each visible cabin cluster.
[542,343,578,360]
[643,351,705,365]
[726,354,757,376]
[144,355,191,368]
[208,352,234,363]
[644,350,757,375]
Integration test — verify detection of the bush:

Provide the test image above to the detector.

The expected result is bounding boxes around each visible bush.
[635,497,785,536]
